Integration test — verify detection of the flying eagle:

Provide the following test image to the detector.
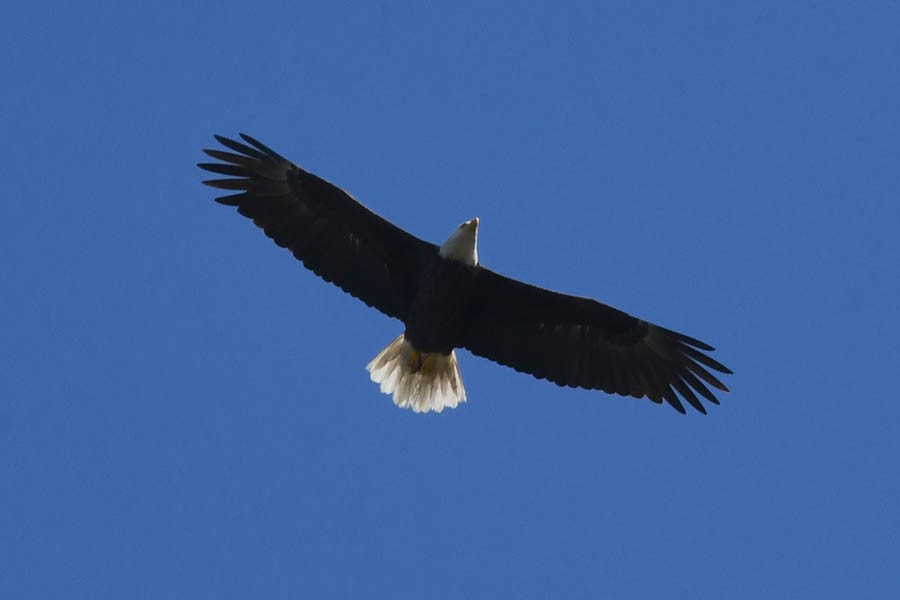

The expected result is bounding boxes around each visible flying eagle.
[199,134,731,414]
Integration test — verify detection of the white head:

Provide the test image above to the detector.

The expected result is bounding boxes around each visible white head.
[439,217,479,266]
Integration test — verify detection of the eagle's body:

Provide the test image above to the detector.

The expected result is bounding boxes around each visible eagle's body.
[199,134,732,414]
[405,237,477,354]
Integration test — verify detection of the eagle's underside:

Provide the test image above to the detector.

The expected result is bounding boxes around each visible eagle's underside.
[199,133,732,414]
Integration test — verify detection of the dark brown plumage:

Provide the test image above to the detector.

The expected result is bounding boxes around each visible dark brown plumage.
[199,134,732,414]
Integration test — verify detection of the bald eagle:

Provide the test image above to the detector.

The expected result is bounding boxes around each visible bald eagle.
[199,134,731,414]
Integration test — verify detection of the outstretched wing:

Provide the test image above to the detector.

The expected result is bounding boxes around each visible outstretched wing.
[199,134,437,320]
[461,268,732,413]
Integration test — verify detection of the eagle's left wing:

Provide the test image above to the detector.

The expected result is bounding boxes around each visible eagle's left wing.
[460,267,732,413]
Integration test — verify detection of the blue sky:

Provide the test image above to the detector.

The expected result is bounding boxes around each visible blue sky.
[2,1,899,598]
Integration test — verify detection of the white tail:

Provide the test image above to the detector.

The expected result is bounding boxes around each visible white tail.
[366,334,466,413]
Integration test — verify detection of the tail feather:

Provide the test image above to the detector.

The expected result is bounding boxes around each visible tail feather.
[366,334,466,413]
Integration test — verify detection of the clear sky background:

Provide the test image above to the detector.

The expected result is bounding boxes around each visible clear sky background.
[2,2,898,598]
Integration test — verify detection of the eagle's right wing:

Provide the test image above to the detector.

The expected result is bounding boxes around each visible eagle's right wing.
[199,134,437,321]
